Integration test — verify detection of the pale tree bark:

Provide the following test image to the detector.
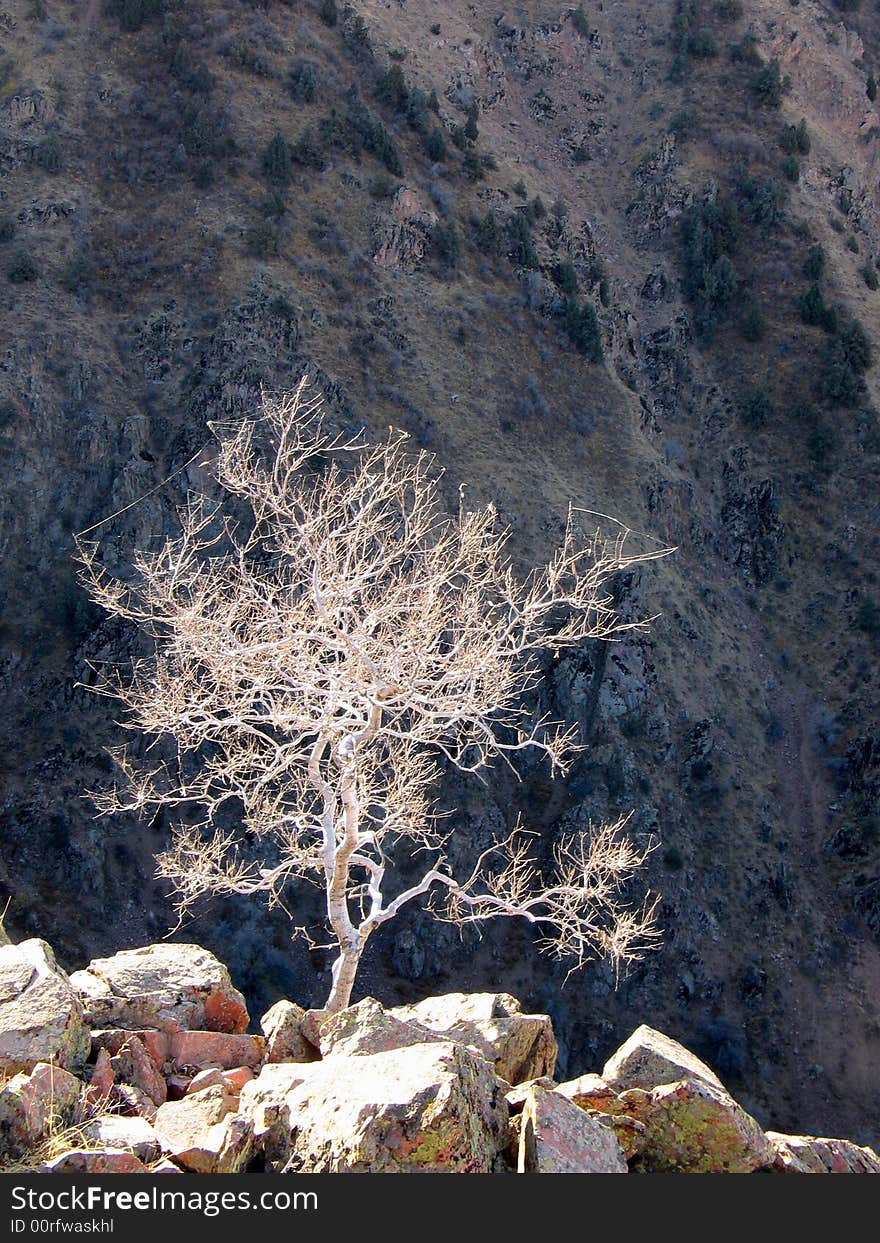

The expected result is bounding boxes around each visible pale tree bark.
[77,378,670,1012]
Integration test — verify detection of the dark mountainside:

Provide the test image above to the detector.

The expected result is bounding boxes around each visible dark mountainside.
[1,0,878,1145]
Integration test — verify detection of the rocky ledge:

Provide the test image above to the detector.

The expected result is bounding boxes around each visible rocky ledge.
[1,938,877,1175]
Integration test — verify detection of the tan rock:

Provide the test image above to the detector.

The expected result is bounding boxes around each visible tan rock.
[42,1150,149,1174]
[273,1041,509,1173]
[373,187,438,272]
[238,1063,315,1163]
[518,1084,628,1173]
[602,1024,726,1093]
[154,1084,252,1173]
[70,944,248,1034]
[0,1062,82,1157]
[314,997,443,1059]
[0,940,90,1075]
[261,1000,319,1064]
[82,1115,160,1163]
[505,1076,557,1111]
[151,1158,184,1173]
[170,1030,265,1072]
[390,992,557,1085]
[766,1131,880,1173]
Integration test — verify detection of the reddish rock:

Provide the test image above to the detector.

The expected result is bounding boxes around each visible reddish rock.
[110,1083,158,1123]
[186,1068,227,1095]
[110,1035,166,1106]
[204,991,249,1035]
[222,1066,255,1094]
[85,1047,116,1106]
[93,1029,170,1071]
[170,1031,265,1072]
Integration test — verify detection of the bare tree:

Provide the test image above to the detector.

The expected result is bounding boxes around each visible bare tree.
[77,379,667,1012]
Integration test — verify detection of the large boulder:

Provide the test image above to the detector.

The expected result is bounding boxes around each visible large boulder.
[0,1062,82,1158]
[310,997,444,1060]
[619,1079,774,1173]
[169,1031,265,1073]
[245,1041,509,1172]
[154,1085,253,1173]
[261,1001,319,1064]
[766,1131,880,1173]
[602,1025,726,1094]
[238,1063,315,1165]
[518,1084,627,1173]
[70,944,249,1034]
[390,993,557,1085]
[0,940,90,1075]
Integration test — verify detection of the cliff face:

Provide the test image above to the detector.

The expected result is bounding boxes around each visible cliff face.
[0,0,879,1146]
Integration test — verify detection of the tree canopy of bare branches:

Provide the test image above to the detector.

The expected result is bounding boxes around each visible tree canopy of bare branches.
[77,379,668,1011]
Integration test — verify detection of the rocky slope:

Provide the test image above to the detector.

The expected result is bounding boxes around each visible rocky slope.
[2,938,878,1173]
[0,0,879,1146]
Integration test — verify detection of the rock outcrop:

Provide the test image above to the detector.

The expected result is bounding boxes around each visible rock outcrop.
[390,992,558,1086]
[69,944,249,1035]
[0,939,876,1175]
[0,940,89,1075]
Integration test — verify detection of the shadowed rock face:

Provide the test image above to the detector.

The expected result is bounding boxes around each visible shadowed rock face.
[2,0,880,1148]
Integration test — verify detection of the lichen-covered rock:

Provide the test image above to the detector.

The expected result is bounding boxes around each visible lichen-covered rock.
[518,1084,628,1173]
[390,993,557,1085]
[70,944,248,1034]
[622,1079,774,1173]
[313,997,443,1059]
[270,1041,509,1172]
[556,1072,620,1112]
[602,1024,726,1094]
[766,1131,880,1173]
[82,1115,160,1163]
[42,1150,149,1174]
[154,1084,252,1173]
[261,1000,318,1064]
[0,940,89,1075]
[0,1062,82,1158]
